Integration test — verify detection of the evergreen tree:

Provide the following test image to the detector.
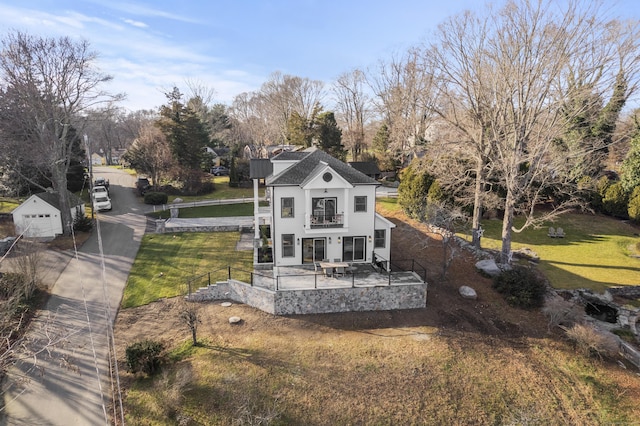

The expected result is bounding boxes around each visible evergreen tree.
[621,132,640,192]
[315,111,345,160]
[156,87,210,193]
[286,111,313,147]
[397,160,435,221]
[372,123,390,154]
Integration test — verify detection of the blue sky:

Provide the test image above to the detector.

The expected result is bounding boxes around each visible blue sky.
[0,1,639,112]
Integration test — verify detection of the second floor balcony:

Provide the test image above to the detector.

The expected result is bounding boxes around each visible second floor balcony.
[310,213,344,228]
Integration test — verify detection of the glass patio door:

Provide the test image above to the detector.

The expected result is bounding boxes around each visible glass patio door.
[302,238,326,264]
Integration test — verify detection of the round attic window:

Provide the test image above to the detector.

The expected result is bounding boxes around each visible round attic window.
[322,172,333,182]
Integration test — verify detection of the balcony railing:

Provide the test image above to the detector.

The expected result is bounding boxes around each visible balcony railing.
[310,213,344,228]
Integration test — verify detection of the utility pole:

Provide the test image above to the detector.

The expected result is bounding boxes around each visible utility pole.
[84,134,94,220]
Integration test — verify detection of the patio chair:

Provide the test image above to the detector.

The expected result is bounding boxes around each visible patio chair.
[555,227,565,238]
[548,227,557,238]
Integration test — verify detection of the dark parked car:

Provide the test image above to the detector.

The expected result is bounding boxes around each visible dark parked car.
[0,236,17,255]
[211,166,229,176]
[135,177,151,195]
[94,177,109,189]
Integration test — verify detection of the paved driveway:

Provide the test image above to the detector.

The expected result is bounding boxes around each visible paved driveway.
[2,167,147,425]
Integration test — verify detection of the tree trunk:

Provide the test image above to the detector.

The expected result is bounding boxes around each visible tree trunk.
[500,188,516,265]
[441,236,448,279]
[471,157,485,249]
[51,160,74,236]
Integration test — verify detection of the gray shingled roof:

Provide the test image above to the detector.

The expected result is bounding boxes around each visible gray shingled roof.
[349,161,381,176]
[35,190,84,211]
[267,148,379,186]
[271,151,309,161]
[250,159,273,179]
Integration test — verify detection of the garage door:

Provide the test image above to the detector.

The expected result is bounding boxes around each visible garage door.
[21,214,57,237]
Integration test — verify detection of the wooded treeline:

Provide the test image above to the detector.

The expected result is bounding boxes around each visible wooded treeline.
[1,0,640,263]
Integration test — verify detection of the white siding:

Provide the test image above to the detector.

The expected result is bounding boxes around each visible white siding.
[271,183,379,266]
[12,195,62,238]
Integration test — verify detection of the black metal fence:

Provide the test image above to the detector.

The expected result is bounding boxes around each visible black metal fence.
[186,259,426,295]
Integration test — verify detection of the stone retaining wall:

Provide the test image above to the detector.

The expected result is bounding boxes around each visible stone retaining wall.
[188,279,428,315]
[164,225,243,233]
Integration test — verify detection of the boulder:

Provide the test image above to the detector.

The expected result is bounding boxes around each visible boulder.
[459,286,477,300]
[475,259,501,277]
[229,316,242,324]
[221,302,232,307]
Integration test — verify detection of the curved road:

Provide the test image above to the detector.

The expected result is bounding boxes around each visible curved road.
[3,167,148,425]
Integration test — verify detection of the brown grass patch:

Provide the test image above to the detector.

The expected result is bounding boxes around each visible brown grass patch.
[113,208,640,425]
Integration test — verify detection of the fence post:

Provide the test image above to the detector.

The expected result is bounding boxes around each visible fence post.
[208,272,211,286]
[250,272,254,286]
[228,266,231,281]
[388,271,391,286]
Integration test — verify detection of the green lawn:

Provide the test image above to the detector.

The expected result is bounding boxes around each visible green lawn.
[149,202,258,219]
[471,213,640,292]
[122,232,253,308]
[166,176,262,203]
[0,197,20,213]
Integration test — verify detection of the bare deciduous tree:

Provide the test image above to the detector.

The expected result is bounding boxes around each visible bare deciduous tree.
[423,0,640,262]
[123,122,174,187]
[0,31,121,234]
[367,49,437,163]
[424,203,470,279]
[333,69,370,160]
[178,299,201,346]
[231,72,325,148]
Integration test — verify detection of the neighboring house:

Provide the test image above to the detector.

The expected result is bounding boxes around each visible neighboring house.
[111,148,127,165]
[349,161,381,180]
[91,152,105,165]
[204,146,221,167]
[252,147,395,267]
[12,190,85,238]
[244,144,302,160]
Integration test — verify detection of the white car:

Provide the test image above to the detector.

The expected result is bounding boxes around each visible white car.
[93,194,112,212]
[92,185,109,198]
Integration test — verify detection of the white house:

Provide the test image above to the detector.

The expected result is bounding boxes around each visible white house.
[252,147,395,268]
[12,190,85,238]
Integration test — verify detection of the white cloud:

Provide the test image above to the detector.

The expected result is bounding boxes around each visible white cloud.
[0,3,267,110]
[123,18,148,29]
[85,0,201,24]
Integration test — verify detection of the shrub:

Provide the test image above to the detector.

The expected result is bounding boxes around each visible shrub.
[73,210,93,232]
[565,323,618,360]
[125,339,165,375]
[602,181,629,218]
[144,191,168,205]
[542,296,582,330]
[492,266,547,309]
[627,186,640,222]
[397,161,434,221]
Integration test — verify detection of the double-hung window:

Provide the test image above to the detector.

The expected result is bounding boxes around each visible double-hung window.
[354,196,367,212]
[282,234,295,257]
[281,197,294,218]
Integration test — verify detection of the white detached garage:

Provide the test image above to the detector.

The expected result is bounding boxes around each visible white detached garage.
[12,190,85,239]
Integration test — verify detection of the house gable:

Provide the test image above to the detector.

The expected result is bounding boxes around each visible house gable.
[268,148,379,188]
[300,162,353,191]
[12,190,85,238]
